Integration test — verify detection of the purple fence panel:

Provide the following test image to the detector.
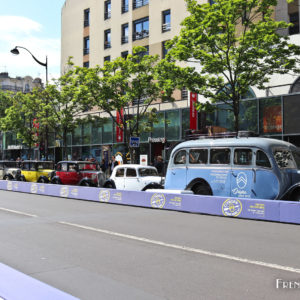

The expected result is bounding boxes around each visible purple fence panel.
[280,201,300,223]
[0,180,299,224]
[0,263,79,300]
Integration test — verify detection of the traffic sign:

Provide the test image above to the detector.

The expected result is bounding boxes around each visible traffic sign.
[129,137,140,148]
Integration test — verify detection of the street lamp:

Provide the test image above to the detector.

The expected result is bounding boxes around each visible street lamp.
[10,46,49,160]
[10,46,48,84]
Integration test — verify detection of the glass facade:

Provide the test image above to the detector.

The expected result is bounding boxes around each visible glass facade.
[166,110,180,141]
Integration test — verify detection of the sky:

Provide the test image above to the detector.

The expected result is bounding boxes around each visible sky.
[0,0,65,84]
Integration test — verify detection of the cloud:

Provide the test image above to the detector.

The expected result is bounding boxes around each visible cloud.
[0,16,60,83]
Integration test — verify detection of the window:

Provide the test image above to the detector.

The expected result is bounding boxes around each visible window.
[126,168,137,177]
[122,0,129,13]
[133,0,148,10]
[84,8,90,27]
[234,149,252,165]
[116,168,124,177]
[174,150,187,165]
[162,41,169,58]
[83,36,90,55]
[289,12,299,35]
[83,61,90,68]
[256,150,271,168]
[104,55,111,62]
[104,29,111,49]
[181,87,188,100]
[121,51,129,58]
[162,10,171,32]
[210,148,230,164]
[104,0,111,20]
[133,17,149,41]
[121,23,129,44]
[189,149,208,164]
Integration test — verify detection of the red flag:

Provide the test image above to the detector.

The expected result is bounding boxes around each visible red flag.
[190,92,197,130]
[116,109,124,142]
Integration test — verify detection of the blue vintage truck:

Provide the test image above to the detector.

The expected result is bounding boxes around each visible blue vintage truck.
[165,135,300,201]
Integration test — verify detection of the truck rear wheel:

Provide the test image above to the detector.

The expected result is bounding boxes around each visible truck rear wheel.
[192,183,212,196]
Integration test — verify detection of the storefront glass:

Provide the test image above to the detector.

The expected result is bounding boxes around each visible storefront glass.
[259,97,282,135]
[181,108,190,139]
[166,110,180,141]
[103,118,113,144]
[73,125,82,145]
[91,120,102,145]
[239,99,258,133]
[153,112,165,138]
[82,123,91,145]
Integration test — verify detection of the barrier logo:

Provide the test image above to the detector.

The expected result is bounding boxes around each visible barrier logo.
[7,181,13,191]
[150,193,166,209]
[31,183,38,194]
[237,172,247,189]
[222,198,242,217]
[60,186,69,198]
[99,190,110,202]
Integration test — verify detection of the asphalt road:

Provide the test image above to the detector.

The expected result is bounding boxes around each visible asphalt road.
[0,190,300,300]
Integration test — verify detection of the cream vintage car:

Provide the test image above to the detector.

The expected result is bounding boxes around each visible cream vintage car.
[0,161,21,180]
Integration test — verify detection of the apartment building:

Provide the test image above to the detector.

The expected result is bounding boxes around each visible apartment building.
[59,0,300,163]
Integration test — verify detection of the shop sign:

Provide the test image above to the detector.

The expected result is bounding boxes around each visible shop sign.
[190,92,197,130]
[140,154,148,166]
[7,145,23,150]
[148,137,166,143]
[129,137,140,148]
[263,106,282,133]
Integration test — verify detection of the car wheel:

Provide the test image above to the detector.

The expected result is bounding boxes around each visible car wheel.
[19,175,26,182]
[52,178,61,185]
[3,174,13,181]
[291,190,300,202]
[192,183,212,196]
[104,182,114,189]
[38,177,48,184]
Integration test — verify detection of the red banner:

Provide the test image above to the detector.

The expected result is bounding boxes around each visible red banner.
[116,109,124,142]
[190,92,197,130]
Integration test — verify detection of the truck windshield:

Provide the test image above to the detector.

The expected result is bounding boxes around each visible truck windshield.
[292,150,300,169]
[273,149,296,169]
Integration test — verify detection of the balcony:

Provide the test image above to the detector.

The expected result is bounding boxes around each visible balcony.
[104,41,111,49]
[133,0,149,10]
[83,48,90,55]
[104,11,111,20]
[133,30,149,41]
[121,36,129,44]
[162,23,171,32]
[122,4,129,13]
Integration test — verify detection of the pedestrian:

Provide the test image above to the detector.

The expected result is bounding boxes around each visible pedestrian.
[109,156,118,175]
[154,155,164,176]
[100,159,106,173]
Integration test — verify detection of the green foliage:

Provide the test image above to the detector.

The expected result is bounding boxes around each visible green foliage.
[0,92,41,150]
[168,0,300,131]
[70,47,177,142]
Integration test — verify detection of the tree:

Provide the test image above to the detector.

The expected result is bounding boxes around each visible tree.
[168,0,300,132]
[0,92,41,159]
[71,47,178,162]
[38,62,94,160]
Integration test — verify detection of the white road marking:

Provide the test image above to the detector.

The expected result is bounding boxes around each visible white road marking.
[0,207,37,218]
[59,221,300,274]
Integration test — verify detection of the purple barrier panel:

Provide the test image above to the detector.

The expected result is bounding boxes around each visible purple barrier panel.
[280,201,300,224]
[0,263,79,300]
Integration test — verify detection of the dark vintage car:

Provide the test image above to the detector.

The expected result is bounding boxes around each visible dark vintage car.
[51,161,105,187]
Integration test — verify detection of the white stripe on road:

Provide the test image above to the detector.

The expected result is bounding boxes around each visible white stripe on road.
[59,221,300,274]
[0,207,37,218]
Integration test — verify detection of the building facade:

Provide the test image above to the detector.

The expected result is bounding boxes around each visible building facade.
[37,0,300,163]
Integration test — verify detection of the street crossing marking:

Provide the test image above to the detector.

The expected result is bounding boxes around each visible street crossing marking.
[59,220,300,275]
[0,207,37,218]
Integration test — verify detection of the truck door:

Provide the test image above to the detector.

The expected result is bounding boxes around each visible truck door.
[165,149,187,190]
[252,150,279,199]
[231,148,254,198]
